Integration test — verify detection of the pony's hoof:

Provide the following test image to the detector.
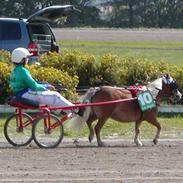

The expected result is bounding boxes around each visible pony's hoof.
[135,140,143,147]
[153,139,158,144]
[88,134,94,143]
[73,139,79,146]
[98,142,105,147]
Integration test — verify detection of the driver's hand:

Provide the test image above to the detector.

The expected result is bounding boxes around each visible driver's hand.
[48,84,55,90]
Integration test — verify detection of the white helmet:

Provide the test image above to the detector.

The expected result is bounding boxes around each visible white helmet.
[11,47,32,63]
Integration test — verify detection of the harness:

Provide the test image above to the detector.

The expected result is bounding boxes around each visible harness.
[127,85,144,97]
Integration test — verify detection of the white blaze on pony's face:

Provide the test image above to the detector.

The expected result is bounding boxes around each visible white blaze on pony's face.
[162,76,173,85]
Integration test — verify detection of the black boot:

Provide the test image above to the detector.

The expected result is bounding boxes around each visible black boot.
[77,108,85,117]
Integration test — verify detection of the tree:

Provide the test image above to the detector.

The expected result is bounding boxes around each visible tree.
[0,0,182,28]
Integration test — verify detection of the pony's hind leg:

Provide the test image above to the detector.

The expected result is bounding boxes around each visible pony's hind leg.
[95,118,107,147]
[134,120,143,146]
[86,119,95,143]
[86,114,97,143]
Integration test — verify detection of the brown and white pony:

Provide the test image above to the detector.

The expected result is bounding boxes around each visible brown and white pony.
[71,75,182,147]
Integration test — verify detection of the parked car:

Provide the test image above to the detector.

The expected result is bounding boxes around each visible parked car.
[0,5,78,62]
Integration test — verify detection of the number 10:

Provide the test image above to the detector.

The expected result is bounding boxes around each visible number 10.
[138,92,153,106]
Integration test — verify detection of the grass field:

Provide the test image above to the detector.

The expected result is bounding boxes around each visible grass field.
[60,40,183,65]
[64,114,183,139]
[1,114,183,140]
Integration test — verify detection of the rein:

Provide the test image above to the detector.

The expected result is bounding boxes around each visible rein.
[46,97,138,111]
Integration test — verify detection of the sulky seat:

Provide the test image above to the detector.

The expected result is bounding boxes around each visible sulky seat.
[8,96,40,109]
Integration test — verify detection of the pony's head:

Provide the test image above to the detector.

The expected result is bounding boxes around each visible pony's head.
[147,74,182,104]
[161,74,182,104]
[153,74,182,104]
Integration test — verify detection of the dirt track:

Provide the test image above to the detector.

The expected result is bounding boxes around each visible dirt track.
[0,138,183,182]
[53,28,183,41]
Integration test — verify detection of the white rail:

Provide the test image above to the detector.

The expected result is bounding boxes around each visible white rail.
[0,105,182,113]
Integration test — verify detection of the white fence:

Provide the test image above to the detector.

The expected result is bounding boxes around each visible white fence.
[0,105,183,114]
[158,105,183,113]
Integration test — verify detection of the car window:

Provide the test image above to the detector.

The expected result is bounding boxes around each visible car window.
[28,23,54,41]
[0,21,21,40]
[28,24,52,35]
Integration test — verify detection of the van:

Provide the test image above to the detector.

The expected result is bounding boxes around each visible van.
[0,5,78,62]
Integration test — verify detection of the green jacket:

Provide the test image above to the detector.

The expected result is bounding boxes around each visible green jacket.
[9,65,46,93]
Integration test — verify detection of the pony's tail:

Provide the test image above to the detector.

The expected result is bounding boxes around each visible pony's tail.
[67,106,91,133]
[67,87,99,133]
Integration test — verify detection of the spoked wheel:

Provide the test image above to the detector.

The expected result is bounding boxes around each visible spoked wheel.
[4,113,33,147]
[32,114,64,148]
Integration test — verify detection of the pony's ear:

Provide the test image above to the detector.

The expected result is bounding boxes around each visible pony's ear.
[157,73,164,79]
[163,74,174,85]
[165,73,170,79]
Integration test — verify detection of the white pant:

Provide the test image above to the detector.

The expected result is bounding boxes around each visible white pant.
[22,90,76,114]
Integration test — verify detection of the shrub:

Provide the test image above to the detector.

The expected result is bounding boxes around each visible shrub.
[125,58,158,85]
[98,54,123,86]
[1,49,183,104]
[27,65,79,100]
[0,50,11,63]
[39,51,63,69]
[31,51,183,94]
[0,62,12,103]
[39,49,99,87]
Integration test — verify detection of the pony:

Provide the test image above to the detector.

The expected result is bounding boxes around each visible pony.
[71,75,182,147]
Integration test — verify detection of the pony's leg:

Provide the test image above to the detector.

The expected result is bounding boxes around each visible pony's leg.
[134,120,143,146]
[147,117,161,144]
[95,118,107,147]
[86,119,95,143]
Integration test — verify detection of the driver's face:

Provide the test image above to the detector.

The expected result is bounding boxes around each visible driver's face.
[24,57,29,64]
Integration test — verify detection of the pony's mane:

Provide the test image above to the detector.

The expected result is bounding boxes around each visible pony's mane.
[80,87,100,103]
[146,77,163,98]
[148,78,163,90]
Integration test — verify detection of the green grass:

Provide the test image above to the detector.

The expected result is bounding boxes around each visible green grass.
[1,114,183,140]
[64,114,183,139]
[0,115,7,138]
[60,40,183,65]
